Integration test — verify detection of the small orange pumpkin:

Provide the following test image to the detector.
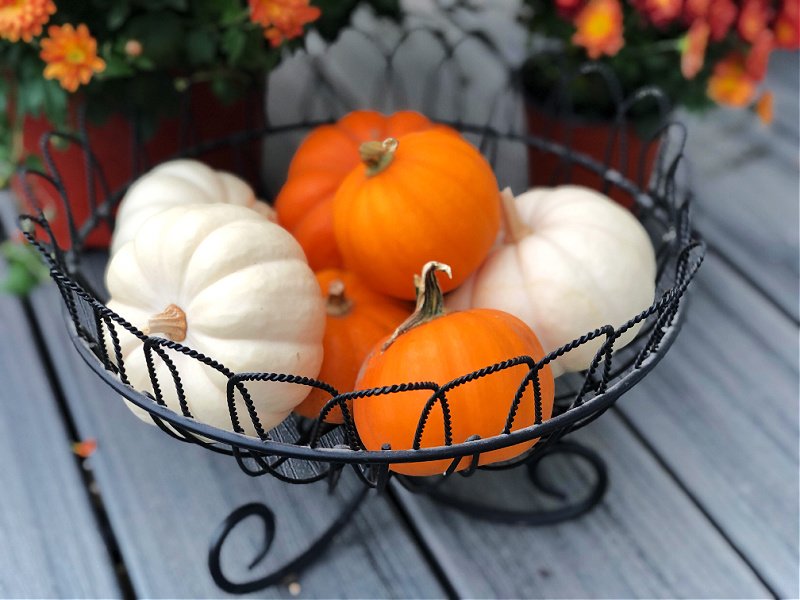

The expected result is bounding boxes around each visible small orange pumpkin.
[294,269,410,423]
[333,131,501,300]
[353,262,555,477]
[275,111,437,271]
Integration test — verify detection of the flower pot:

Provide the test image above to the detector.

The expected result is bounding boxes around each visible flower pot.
[14,83,266,250]
[525,102,662,211]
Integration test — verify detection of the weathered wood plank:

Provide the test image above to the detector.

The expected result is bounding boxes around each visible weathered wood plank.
[0,259,121,597]
[28,281,446,599]
[392,406,771,599]
[680,50,799,321]
[618,253,799,599]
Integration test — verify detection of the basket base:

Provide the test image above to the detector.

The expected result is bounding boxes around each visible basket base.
[207,441,607,594]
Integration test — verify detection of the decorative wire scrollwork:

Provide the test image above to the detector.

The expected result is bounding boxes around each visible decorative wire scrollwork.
[208,487,370,594]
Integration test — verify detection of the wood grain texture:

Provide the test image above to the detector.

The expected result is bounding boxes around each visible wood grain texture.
[392,407,771,599]
[0,259,121,598]
[27,282,446,599]
[680,50,799,321]
[618,254,800,599]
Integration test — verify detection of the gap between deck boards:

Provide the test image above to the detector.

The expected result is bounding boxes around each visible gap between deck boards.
[16,293,137,600]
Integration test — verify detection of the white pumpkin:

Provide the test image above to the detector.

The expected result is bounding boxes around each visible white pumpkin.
[105,204,325,434]
[449,186,656,375]
[111,159,276,255]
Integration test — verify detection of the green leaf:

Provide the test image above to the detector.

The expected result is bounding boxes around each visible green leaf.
[122,12,185,68]
[186,29,217,66]
[101,54,136,78]
[107,2,131,30]
[221,27,247,65]
[41,80,68,127]
[0,262,39,296]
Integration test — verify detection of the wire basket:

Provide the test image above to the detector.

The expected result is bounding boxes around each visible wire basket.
[14,16,704,593]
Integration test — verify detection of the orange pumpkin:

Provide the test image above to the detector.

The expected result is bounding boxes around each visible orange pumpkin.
[275,111,438,271]
[353,262,555,477]
[294,269,410,423]
[333,131,501,300]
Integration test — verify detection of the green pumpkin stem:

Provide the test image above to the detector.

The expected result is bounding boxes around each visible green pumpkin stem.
[383,261,451,351]
[360,138,399,177]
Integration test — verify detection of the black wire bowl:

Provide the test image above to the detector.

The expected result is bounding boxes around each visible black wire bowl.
[14,16,704,593]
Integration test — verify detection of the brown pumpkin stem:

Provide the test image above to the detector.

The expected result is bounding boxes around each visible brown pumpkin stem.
[383,261,451,351]
[359,138,399,177]
[501,187,532,244]
[327,279,354,317]
[145,304,187,342]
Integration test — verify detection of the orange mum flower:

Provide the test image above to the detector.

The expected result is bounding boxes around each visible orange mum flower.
[572,0,624,59]
[681,19,710,79]
[249,0,320,48]
[738,0,772,44]
[775,0,800,49]
[707,54,757,108]
[40,24,106,92]
[0,0,56,42]
[755,91,773,125]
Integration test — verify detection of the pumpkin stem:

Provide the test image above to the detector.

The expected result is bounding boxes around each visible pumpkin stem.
[327,279,354,317]
[359,138,399,177]
[145,304,187,342]
[501,187,531,244]
[383,261,451,351]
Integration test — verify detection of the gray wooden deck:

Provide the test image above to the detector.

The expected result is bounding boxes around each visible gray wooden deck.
[0,52,796,600]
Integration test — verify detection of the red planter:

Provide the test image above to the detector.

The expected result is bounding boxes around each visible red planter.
[526,103,661,211]
[14,84,265,249]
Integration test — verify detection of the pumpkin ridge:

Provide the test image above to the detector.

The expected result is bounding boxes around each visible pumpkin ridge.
[520,232,611,317]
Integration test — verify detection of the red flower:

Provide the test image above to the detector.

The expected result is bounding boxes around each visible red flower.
[681,19,710,79]
[738,0,772,43]
[635,0,683,28]
[707,0,737,40]
[707,53,757,107]
[556,0,585,19]
[774,0,800,49]
[572,0,625,59]
[249,0,320,47]
[745,29,774,81]
[683,0,710,22]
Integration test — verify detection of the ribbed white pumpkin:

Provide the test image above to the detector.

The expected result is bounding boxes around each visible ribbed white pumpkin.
[111,159,276,255]
[449,186,656,375]
[105,204,325,434]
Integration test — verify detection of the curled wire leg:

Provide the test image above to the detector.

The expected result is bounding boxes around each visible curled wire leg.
[424,441,608,526]
[208,486,370,594]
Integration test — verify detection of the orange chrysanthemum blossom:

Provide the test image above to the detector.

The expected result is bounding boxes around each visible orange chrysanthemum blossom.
[40,24,106,92]
[681,19,710,79]
[572,0,624,59]
[707,53,758,108]
[635,0,682,28]
[0,0,56,42]
[755,90,774,125]
[249,0,320,48]
[774,0,800,49]
[738,0,773,43]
